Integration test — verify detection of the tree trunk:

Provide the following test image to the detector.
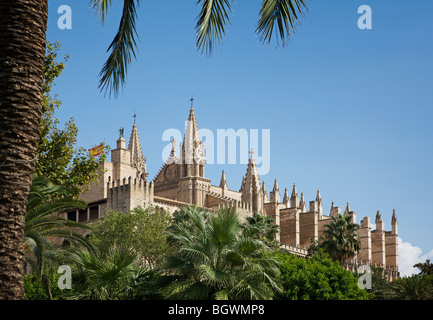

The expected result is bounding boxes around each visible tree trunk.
[0,0,47,299]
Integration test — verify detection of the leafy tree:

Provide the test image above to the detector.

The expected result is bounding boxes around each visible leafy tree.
[161,205,281,300]
[90,0,308,97]
[36,41,108,197]
[414,259,433,276]
[275,250,372,300]
[25,175,94,299]
[90,206,172,268]
[319,213,360,265]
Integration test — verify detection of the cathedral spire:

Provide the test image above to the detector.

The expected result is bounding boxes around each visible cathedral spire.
[261,181,268,202]
[273,178,279,192]
[345,202,351,214]
[128,121,148,179]
[375,210,381,223]
[290,183,299,208]
[316,189,323,214]
[392,209,398,235]
[241,149,261,196]
[220,170,228,189]
[316,189,322,202]
[282,188,289,206]
[240,149,263,213]
[291,183,298,198]
[182,100,204,166]
[392,209,397,224]
[269,178,281,203]
[299,192,307,212]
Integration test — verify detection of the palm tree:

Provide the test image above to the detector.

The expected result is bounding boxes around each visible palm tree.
[90,0,308,97]
[0,0,48,299]
[67,246,148,300]
[320,213,360,265]
[162,205,281,300]
[243,214,280,249]
[389,275,433,300]
[25,175,94,299]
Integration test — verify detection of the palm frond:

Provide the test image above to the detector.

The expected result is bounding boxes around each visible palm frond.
[256,0,307,46]
[96,0,140,98]
[90,0,112,24]
[196,0,233,56]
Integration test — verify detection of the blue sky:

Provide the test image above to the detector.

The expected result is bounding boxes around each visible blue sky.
[46,0,433,276]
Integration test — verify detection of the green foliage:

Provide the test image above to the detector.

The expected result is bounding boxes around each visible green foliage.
[243,214,280,250]
[36,41,108,196]
[319,213,361,265]
[414,259,433,276]
[275,250,372,300]
[383,275,433,300]
[367,266,394,300]
[66,247,148,300]
[23,273,69,300]
[160,205,281,300]
[24,175,94,299]
[256,0,307,46]
[89,206,172,268]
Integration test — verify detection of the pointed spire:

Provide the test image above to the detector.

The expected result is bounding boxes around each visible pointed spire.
[291,183,298,198]
[241,149,261,202]
[220,170,228,189]
[282,188,289,205]
[391,209,398,235]
[316,190,320,201]
[345,202,351,214]
[269,178,281,203]
[375,210,384,231]
[375,210,382,223]
[182,101,205,165]
[273,178,279,192]
[128,122,148,179]
[261,181,268,201]
[290,183,299,208]
[316,189,323,214]
[392,209,397,224]
[170,138,176,157]
[299,192,307,212]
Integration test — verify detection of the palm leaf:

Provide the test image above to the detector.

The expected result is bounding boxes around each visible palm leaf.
[94,0,140,98]
[196,0,233,56]
[257,0,307,46]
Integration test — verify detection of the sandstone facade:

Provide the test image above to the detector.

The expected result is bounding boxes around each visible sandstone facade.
[68,103,399,280]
